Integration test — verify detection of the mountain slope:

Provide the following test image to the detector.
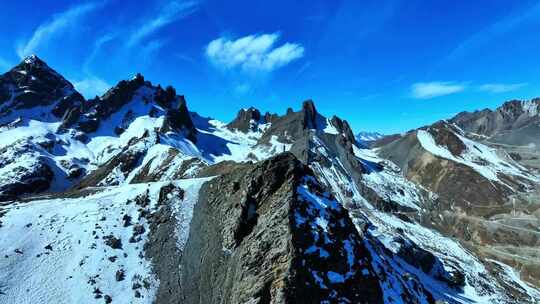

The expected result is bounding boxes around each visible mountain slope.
[451,99,540,140]
[451,99,540,170]
[0,56,539,303]
[377,119,540,290]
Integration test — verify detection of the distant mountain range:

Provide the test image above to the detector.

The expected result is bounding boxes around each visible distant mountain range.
[355,131,385,145]
[0,55,539,304]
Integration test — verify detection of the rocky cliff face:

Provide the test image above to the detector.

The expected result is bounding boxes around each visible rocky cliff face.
[179,153,382,304]
[0,56,538,304]
[0,55,83,124]
[451,99,540,138]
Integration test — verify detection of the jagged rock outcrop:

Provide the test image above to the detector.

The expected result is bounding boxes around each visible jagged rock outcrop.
[255,100,421,213]
[160,95,198,142]
[76,74,198,141]
[89,73,147,120]
[258,100,326,144]
[227,107,264,132]
[178,152,383,304]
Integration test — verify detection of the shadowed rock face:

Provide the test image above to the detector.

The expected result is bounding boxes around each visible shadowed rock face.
[227,107,263,132]
[161,95,198,143]
[0,55,82,121]
[0,159,53,201]
[302,99,318,129]
[426,122,466,156]
[178,152,383,304]
[257,100,321,144]
[329,115,356,146]
[70,74,197,141]
[86,74,147,121]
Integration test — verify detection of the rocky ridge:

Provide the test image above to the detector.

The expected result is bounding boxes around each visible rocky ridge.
[0,56,538,303]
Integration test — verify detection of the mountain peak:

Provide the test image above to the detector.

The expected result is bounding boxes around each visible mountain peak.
[0,54,80,123]
[301,99,318,129]
[227,107,264,132]
[15,54,53,73]
[23,54,43,65]
[301,99,317,116]
[132,72,145,82]
[7,54,63,80]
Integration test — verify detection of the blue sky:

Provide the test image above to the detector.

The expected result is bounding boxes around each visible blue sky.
[1,0,539,134]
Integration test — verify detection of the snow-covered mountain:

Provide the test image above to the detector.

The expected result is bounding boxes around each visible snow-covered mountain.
[356,131,385,142]
[356,131,385,147]
[1,56,539,304]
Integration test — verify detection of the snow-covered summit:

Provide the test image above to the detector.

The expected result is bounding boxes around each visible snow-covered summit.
[23,54,43,65]
[356,131,384,142]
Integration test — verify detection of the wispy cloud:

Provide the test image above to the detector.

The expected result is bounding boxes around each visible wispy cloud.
[479,83,527,93]
[206,33,304,73]
[448,3,540,60]
[73,77,111,98]
[83,33,117,73]
[127,1,198,48]
[140,40,166,63]
[16,2,101,58]
[411,82,466,99]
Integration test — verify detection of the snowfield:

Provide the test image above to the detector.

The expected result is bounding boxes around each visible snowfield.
[0,179,208,304]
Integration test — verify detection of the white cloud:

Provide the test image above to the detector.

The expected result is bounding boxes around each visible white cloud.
[206,33,305,72]
[411,82,466,99]
[479,83,527,93]
[16,2,100,58]
[127,1,198,48]
[74,77,111,98]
